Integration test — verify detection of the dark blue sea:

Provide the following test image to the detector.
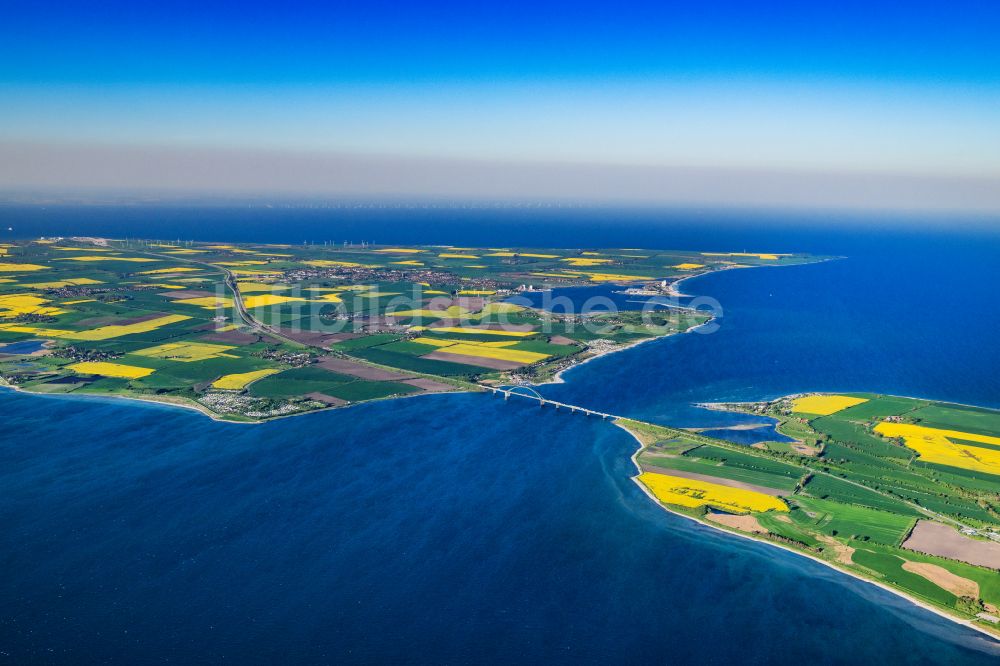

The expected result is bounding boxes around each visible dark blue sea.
[1,206,999,664]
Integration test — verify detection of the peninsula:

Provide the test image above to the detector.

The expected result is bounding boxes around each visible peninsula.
[0,238,815,420]
[618,392,1000,638]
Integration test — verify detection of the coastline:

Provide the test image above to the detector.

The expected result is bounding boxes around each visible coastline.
[0,377,259,424]
[668,255,843,297]
[543,329,670,386]
[0,375,475,426]
[543,258,830,388]
[540,304,717,387]
[699,390,1000,419]
[613,419,1000,646]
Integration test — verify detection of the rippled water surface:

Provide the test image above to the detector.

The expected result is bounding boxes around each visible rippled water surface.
[1,207,998,664]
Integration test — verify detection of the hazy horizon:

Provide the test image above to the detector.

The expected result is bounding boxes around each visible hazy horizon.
[2,1,999,213]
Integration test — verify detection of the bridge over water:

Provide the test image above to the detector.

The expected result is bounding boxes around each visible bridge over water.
[489,385,621,420]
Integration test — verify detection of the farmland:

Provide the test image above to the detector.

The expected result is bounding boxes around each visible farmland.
[0,237,817,420]
[621,393,1000,635]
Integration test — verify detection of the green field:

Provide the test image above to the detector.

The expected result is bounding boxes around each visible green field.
[910,404,1000,436]
[249,366,354,398]
[635,391,1000,628]
[851,549,958,607]
[640,453,800,492]
[789,496,915,545]
[801,474,924,516]
[684,444,807,479]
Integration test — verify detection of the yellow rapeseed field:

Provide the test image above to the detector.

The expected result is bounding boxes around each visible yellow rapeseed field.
[478,303,526,315]
[411,337,459,347]
[63,256,156,262]
[67,361,155,379]
[21,278,103,288]
[0,323,73,336]
[561,257,613,266]
[242,294,306,308]
[391,260,425,265]
[58,314,192,341]
[702,252,789,260]
[134,341,236,362]
[52,246,114,251]
[211,368,281,390]
[428,326,534,337]
[392,306,469,318]
[638,472,789,513]
[874,422,1000,475]
[0,263,50,272]
[139,267,201,274]
[791,395,868,415]
[674,263,705,270]
[411,337,519,348]
[438,253,480,259]
[581,272,655,282]
[434,343,548,364]
[0,294,66,317]
[175,296,234,309]
[236,282,290,292]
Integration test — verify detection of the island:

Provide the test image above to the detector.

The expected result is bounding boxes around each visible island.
[619,393,1000,638]
[0,238,816,420]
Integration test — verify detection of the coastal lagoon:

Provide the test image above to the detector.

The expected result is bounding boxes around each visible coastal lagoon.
[1,208,998,663]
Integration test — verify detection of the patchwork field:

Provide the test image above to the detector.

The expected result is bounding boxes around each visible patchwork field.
[623,393,1000,634]
[0,238,810,419]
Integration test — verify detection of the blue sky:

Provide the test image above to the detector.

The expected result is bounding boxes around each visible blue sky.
[2,0,999,209]
[5,1,999,84]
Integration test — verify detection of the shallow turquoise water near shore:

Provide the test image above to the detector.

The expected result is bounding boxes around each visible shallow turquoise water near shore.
[1,208,998,663]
